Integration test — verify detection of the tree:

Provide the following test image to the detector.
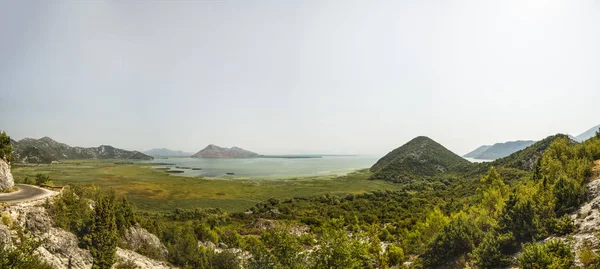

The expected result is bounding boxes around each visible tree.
[115,197,136,234]
[90,190,119,269]
[0,131,12,163]
[553,176,584,216]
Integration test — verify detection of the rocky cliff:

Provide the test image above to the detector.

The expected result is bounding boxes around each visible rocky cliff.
[0,197,174,269]
[0,158,14,191]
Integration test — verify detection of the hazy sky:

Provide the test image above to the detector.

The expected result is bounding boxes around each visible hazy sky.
[1,0,599,155]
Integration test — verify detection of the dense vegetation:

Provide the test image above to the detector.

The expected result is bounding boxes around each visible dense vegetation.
[0,131,12,163]
[370,136,470,182]
[8,131,600,268]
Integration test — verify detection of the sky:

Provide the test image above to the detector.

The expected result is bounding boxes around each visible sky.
[1,0,599,156]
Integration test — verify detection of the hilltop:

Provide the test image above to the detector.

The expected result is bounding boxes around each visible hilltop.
[11,137,153,163]
[191,144,259,158]
[464,140,535,160]
[144,148,193,157]
[369,136,470,182]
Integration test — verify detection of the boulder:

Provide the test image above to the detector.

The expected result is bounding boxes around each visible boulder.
[0,223,11,250]
[0,158,14,191]
[122,224,168,260]
[113,247,174,269]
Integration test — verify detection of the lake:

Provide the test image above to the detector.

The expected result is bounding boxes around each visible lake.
[142,156,379,179]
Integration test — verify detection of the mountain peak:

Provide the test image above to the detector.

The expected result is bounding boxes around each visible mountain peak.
[370,136,468,182]
[574,124,600,142]
[192,145,259,158]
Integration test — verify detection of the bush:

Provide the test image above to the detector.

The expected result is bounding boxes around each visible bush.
[421,217,483,268]
[386,244,405,266]
[517,240,573,269]
[470,232,514,268]
[578,240,599,267]
[35,174,50,186]
[552,214,574,236]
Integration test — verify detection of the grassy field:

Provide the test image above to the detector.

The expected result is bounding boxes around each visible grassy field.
[11,160,402,212]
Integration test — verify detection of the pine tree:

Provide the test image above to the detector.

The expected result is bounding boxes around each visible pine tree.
[90,190,118,269]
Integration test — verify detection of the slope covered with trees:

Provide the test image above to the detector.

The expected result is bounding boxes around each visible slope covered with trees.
[370,136,470,182]
[11,137,153,163]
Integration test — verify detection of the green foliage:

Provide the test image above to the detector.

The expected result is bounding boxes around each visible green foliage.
[470,231,514,268]
[370,136,470,182]
[0,131,12,163]
[115,197,137,234]
[493,134,570,171]
[35,173,50,186]
[553,176,585,215]
[91,190,119,269]
[386,244,405,266]
[47,185,94,246]
[421,217,483,268]
[517,240,573,269]
[578,240,600,267]
[260,227,306,269]
[311,220,373,269]
[552,214,574,236]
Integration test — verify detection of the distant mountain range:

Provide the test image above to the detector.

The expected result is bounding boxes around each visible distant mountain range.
[191,145,259,158]
[463,140,535,160]
[491,134,570,171]
[370,136,470,182]
[573,124,600,142]
[11,137,153,163]
[143,148,193,157]
[464,124,599,160]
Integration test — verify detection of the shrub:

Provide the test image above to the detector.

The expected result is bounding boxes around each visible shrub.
[35,174,50,186]
[470,232,514,268]
[421,217,483,268]
[386,244,405,266]
[517,240,573,269]
[578,240,598,267]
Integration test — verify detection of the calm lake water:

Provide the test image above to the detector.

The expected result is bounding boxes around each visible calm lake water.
[142,156,379,179]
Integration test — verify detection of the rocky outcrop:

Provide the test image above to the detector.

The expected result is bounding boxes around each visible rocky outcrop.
[0,223,12,250]
[0,158,14,191]
[114,247,173,269]
[36,227,94,269]
[2,200,174,269]
[122,224,168,260]
[3,201,93,269]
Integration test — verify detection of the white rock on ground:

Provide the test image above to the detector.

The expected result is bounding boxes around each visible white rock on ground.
[122,223,169,260]
[0,158,14,191]
[1,199,176,269]
[113,247,173,269]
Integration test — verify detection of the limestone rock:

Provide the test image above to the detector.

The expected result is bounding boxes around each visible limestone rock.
[0,223,12,250]
[122,224,168,260]
[36,227,93,269]
[0,158,14,191]
[113,247,174,269]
